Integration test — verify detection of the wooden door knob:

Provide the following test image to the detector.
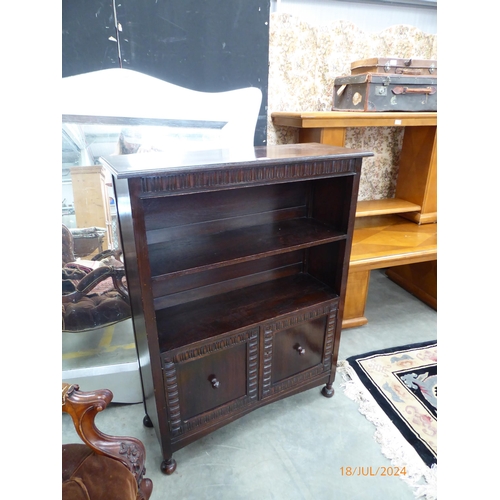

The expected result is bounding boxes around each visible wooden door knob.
[295,345,305,355]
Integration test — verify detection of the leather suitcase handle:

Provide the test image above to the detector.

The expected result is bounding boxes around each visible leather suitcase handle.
[392,86,437,95]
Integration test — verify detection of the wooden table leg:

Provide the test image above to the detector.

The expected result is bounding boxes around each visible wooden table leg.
[342,269,370,329]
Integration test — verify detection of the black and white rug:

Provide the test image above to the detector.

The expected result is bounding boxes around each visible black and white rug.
[338,340,437,500]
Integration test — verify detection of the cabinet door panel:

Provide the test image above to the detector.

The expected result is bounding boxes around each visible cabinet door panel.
[261,303,337,400]
[163,328,259,438]
[271,317,326,384]
[176,342,247,420]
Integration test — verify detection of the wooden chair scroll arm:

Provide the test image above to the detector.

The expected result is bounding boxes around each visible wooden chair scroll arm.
[91,249,124,262]
[61,266,128,304]
[62,383,153,499]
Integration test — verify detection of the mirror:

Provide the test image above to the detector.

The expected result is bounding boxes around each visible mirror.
[61,68,262,403]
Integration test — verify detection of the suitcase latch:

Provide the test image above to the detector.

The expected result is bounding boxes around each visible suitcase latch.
[375,86,387,96]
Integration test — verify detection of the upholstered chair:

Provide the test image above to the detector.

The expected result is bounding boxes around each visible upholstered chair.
[62,383,153,500]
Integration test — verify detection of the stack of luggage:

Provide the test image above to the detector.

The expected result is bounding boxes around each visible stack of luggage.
[333,57,437,112]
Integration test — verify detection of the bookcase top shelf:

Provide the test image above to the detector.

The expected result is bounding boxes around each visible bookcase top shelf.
[101,143,373,179]
[148,218,346,280]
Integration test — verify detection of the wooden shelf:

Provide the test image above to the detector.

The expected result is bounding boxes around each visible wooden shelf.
[356,198,421,217]
[149,218,346,279]
[350,214,437,272]
[156,273,339,352]
[271,111,437,225]
[343,214,437,328]
[271,111,437,129]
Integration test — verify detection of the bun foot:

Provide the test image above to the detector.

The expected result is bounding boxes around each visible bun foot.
[143,415,153,428]
[161,458,177,475]
[321,384,334,398]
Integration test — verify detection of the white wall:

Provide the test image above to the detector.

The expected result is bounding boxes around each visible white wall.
[270,0,437,34]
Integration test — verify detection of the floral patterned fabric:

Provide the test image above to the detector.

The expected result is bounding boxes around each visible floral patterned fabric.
[267,13,437,201]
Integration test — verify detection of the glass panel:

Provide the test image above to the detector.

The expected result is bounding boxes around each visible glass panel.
[61,68,261,403]
[62,116,230,403]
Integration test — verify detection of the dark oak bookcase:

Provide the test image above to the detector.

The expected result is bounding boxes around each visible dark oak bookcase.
[102,143,372,474]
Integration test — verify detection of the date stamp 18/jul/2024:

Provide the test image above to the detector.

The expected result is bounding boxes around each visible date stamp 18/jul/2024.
[340,466,407,477]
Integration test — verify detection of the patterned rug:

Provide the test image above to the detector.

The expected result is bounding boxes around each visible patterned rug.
[338,340,437,500]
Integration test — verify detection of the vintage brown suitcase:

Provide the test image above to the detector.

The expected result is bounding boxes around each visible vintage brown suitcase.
[333,73,437,112]
[351,57,437,76]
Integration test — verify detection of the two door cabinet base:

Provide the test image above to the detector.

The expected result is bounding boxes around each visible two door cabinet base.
[102,143,372,474]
